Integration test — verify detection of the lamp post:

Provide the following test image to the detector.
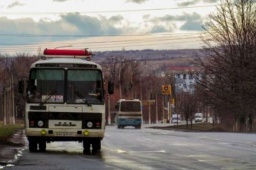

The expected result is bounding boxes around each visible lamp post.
[108,93,111,125]
[119,60,124,99]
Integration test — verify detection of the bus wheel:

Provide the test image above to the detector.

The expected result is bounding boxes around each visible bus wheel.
[92,139,101,154]
[39,140,46,152]
[83,140,91,155]
[28,138,37,152]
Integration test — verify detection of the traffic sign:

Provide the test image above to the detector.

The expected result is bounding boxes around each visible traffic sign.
[162,85,171,95]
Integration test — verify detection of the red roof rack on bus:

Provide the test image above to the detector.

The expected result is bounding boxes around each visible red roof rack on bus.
[43,48,93,61]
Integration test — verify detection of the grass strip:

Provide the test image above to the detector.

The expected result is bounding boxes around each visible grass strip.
[0,124,24,145]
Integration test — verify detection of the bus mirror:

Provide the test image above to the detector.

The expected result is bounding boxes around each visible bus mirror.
[108,80,114,94]
[18,80,24,93]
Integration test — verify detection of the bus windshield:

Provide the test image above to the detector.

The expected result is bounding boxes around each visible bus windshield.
[27,68,103,104]
[67,69,103,104]
[120,101,141,112]
[27,68,65,103]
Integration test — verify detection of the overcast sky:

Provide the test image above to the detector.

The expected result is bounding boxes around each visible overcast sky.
[0,0,220,55]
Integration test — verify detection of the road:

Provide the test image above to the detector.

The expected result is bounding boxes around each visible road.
[3,124,256,170]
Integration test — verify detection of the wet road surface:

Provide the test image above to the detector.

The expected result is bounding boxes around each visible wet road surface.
[2,125,256,170]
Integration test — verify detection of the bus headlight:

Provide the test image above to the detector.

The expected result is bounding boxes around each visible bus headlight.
[83,130,89,136]
[41,129,47,135]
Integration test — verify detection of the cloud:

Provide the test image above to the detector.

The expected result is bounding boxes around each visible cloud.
[176,12,202,21]
[53,0,68,2]
[146,12,203,31]
[177,0,219,6]
[0,13,127,45]
[60,13,123,35]
[0,17,40,44]
[143,15,176,33]
[109,15,124,24]
[126,0,149,4]
[7,1,24,8]
[180,20,204,31]
[177,0,200,7]
[149,25,169,33]
[203,0,219,3]
[178,12,204,31]
[0,10,204,47]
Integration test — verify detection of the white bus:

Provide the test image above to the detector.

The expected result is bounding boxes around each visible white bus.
[114,99,142,129]
[19,48,114,155]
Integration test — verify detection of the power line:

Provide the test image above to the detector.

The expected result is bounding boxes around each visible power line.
[0,5,216,15]
[0,38,204,53]
[0,33,194,37]
[0,32,210,53]
[0,32,208,43]
[0,32,208,46]
[0,31,208,37]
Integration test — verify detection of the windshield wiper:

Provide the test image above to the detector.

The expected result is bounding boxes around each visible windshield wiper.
[40,90,56,105]
[75,91,91,106]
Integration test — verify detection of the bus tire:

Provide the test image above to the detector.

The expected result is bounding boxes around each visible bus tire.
[92,139,101,154]
[39,139,46,152]
[135,125,141,129]
[83,140,91,155]
[28,138,37,152]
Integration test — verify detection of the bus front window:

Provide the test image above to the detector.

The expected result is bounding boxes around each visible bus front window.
[121,102,141,112]
[67,70,103,104]
[27,69,65,103]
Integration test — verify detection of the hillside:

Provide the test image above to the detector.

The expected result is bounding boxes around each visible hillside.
[92,49,203,65]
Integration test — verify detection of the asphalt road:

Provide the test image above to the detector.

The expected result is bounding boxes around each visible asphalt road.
[2,125,256,170]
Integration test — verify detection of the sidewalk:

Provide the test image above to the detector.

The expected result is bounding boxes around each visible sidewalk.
[142,123,173,128]
[0,129,27,165]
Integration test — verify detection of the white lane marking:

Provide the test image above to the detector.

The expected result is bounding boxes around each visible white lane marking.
[117,149,127,153]
[104,155,156,170]
[116,149,166,154]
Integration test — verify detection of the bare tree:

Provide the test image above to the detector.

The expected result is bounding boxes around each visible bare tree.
[194,0,256,131]
[103,56,142,100]
[177,92,197,128]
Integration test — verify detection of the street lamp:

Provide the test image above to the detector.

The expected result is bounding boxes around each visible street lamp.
[119,59,124,99]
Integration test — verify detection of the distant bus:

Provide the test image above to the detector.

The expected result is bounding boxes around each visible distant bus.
[114,99,142,129]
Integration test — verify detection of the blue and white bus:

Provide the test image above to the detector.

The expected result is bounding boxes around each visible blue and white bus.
[114,99,142,129]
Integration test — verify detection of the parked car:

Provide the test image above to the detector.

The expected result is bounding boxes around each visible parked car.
[195,113,203,123]
[171,114,181,123]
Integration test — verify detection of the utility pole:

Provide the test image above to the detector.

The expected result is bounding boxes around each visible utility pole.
[155,92,158,124]
[11,75,15,124]
[3,87,6,126]
[119,60,124,99]
[108,94,111,125]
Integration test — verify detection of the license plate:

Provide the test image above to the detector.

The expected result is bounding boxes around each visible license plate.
[56,132,75,136]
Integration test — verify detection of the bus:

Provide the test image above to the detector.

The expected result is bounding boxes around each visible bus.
[19,48,114,155]
[114,99,142,129]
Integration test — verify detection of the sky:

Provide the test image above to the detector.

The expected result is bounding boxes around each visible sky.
[0,0,220,55]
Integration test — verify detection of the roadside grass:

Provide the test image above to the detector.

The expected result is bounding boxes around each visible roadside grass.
[156,123,226,132]
[0,122,24,145]
[176,123,224,131]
